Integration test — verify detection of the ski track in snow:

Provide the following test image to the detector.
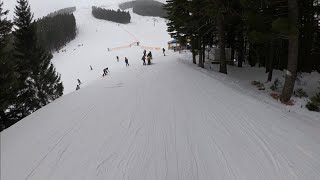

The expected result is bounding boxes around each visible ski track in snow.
[2,53,320,179]
[2,3,320,180]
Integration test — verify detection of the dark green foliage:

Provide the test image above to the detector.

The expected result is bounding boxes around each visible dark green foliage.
[92,6,131,24]
[47,6,76,17]
[0,0,63,131]
[36,13,77,51]
[306,92,320,112]
[0,1,18,130]
[133,0,166,18]
[119,1,134,10]
[119,0,167,18]
[294,88,308,98]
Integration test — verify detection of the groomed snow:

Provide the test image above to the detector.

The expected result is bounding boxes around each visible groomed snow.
[2,1,320,180]
[2,51,320,179]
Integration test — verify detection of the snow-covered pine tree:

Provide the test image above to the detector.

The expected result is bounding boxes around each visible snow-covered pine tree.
[12,0,63,123]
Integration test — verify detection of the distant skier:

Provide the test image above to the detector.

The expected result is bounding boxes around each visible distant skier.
[116,56,119,62]
[77,79,82,85]
[125,57,129,66]
[148,51,152,59]
[143,50,146,56]
[76,85,80,90]
[147,52,152,65]
[102,67,109,77]
[142,55,146,65]
[90,65,93,70]
[162,48,166,56]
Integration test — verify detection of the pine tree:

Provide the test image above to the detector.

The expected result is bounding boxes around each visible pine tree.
[12,0,63,123]
[0,1,16,130]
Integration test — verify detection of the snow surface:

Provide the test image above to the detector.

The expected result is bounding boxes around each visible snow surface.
[2,1,320,180]
[2,51,320,179]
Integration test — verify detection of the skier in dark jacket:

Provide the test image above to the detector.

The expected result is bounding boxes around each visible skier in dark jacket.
[102,67,109,77]
[142,55,146,65]
[76,85,80,90]
[77,79,82,85]
[125,57,129,66]
[147,51,152,65]
[162,48,166,56]
[116,56,119,62]
[143,50,146,56]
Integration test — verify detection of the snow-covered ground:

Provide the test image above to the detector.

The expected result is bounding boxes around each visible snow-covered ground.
[2,1,320,180]
[51,7,170,94]
[2,50,320,179]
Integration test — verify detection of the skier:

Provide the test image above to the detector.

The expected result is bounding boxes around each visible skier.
[162,48,166,56]
[142,55,146,65]
[102,67,109,77]
[125,57,129,66]
[147,52,152,65]
[76,85,80,90]
[77,79,82,85]
[90,65,93,70]
[116,56,119,62]
[148,51,153,59]
[143,49,146,56]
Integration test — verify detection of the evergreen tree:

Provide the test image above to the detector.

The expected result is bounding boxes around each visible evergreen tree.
[9,0,63,126]
[0,1,16,130]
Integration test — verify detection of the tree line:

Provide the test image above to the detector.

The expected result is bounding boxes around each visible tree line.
[119,0,167,18]
[36,13,77,51]
[92,6,131,24]
[0,0,64,131]
[165,0,320,103]
[46,6,76,18]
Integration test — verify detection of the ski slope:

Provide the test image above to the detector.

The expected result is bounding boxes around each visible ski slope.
[51,7,170,94]
[2,51,320,179]
[2,1,320,180]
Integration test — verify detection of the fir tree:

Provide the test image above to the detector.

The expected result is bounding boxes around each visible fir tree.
[0,1,16,130]
[11,0,63,125]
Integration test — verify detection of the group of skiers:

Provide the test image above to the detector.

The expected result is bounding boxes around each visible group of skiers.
[142,50,153,65]
[76,48,167,91]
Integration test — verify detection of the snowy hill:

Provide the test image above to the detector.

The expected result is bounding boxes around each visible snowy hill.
[3,0,167,19]
[2,1,320,180]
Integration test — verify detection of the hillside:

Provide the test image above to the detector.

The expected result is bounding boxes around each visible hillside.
[1,1,320,180]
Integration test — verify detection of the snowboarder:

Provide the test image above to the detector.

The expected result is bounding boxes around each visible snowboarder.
[125,57,129,66]
[142,55,146,65]
[162,48,166,56]
[102,67,109,77]
[116,56,119,62]
[77,79,82,85]
[76,85,80,90]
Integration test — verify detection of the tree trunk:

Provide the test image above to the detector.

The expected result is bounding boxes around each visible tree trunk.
[192,43,196,64]
[281,0,299,102]
[268,40,275,82]
[198,38,204,68]
[238,32,244,67]
[202,43,205,63]
[217,12,227,74]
